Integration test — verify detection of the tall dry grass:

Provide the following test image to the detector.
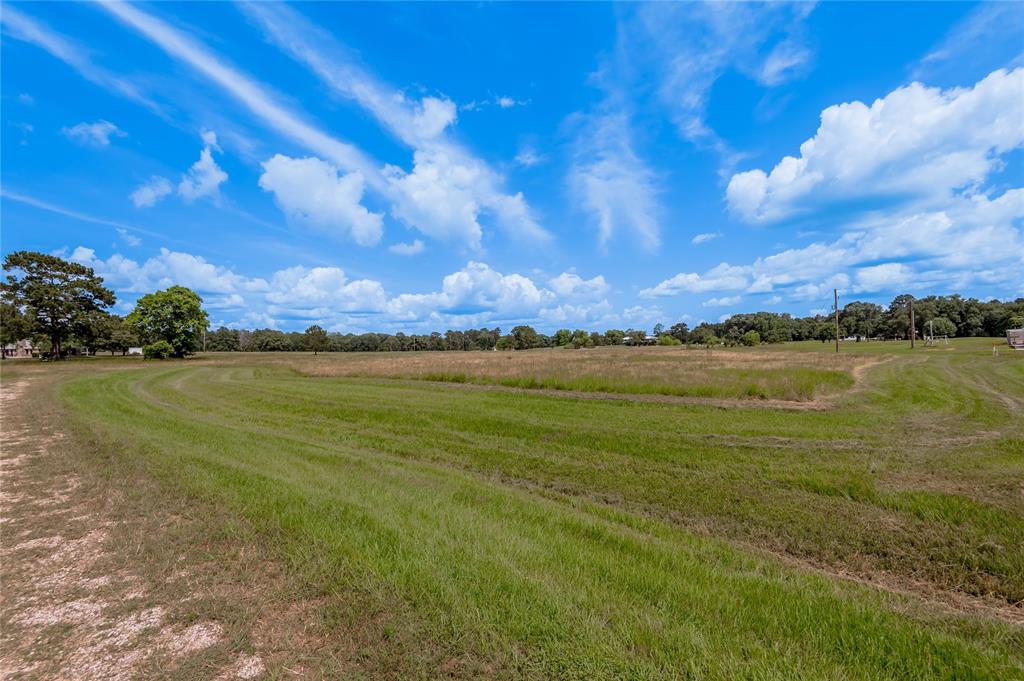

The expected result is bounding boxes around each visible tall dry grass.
[275,346,869,401]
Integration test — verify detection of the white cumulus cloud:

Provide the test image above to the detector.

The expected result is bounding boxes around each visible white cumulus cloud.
[266,266,388,312]
[727,68,1024,222]
[67,245,618,331]
[70,246,267,295]
[643,188,1023,303]
[239,2,548,249]
[547,271,610,300]
[178,141,228,202]
[641,263,750,297]
[130,176,173,208]
[259,154,384,247]
[384,150,485,250]
[855,263,914,293]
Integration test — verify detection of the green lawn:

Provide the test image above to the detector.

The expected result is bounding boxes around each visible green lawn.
[58,339,1024,679]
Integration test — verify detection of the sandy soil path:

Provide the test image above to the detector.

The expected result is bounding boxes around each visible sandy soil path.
[0,376,265,680]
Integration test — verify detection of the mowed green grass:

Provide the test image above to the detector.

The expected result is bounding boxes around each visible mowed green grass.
[60,339,1024,679]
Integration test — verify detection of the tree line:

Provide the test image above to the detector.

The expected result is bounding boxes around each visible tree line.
[210,295,1023,352]
[3,251,1022,358]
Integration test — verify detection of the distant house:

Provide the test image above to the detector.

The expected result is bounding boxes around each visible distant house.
[1008,328,1024,350]
[2,339,35,359]
[127,346,143,356]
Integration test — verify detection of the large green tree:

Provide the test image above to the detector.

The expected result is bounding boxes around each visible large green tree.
[127,286,208,358]
[886,294,914,339]
[839,302,884,340]
[668,322,690,343]
[569,329,593,348]
[304,325,329,355]
[603,329,625,345]
[510,325,540,350]
[1,251,115,359]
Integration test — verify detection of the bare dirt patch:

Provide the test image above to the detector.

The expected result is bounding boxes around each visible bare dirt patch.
[0,376,254,679]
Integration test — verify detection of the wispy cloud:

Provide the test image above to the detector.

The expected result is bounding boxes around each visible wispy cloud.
[623,3,815,155]
[569,110,660,251]
[566,3,811,250]
[100,2,383,189]
[61,120,126,147]
[758,39,814,87]
[116,228,142,247]
[514,144,545,168]
[913,3,1024,81]
[702,295,741,307]
[567,19,663,252]
[691,232,722,245]
[9,121,33,145]
[462,95,528,111]
[1,5,159,113]
[388,240,425,256]
[2,188,165,243]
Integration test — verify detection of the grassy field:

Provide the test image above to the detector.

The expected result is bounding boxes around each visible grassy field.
[6,338,1022,678]
[264,344,867,401]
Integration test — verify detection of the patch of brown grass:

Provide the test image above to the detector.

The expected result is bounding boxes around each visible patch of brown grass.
[266,346,871,401]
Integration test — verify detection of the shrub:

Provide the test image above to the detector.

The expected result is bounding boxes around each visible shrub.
[143,340,174,359]
[740,331,761,346]
[929,317,956,338]
[657,334,682,346]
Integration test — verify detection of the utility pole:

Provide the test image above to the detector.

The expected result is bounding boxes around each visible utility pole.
[833,288,840,354]
[908,296,915,349]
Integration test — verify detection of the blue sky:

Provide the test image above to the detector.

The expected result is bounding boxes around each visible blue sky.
[2,2,1022,333]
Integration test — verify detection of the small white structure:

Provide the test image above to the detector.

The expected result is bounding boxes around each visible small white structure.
[127,346,143,356]
[1008,329,1024,350]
